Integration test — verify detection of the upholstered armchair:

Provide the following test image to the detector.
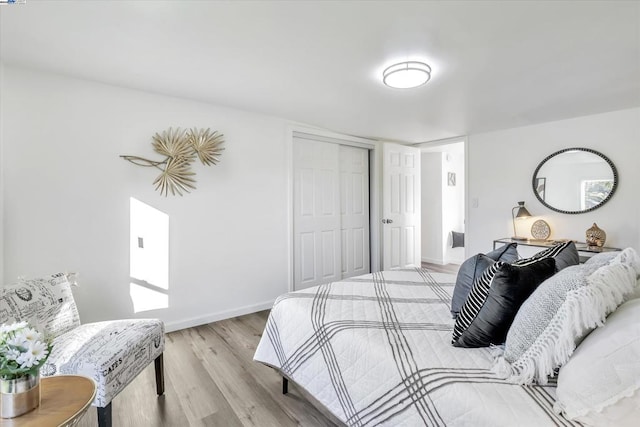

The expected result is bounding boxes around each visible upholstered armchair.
[0,272,165,427]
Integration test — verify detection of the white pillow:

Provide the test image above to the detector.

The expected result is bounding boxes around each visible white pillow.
[555,298,640,426]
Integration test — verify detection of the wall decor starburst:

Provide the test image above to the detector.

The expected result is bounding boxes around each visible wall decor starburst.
[121,127,225,196]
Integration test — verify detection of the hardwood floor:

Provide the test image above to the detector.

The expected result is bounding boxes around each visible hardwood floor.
[76,265,457,427]
[421,261,460,275]
[76,311,337,427]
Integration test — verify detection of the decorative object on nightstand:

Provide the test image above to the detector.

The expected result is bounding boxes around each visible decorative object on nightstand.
[511,201,532,241]
[586,223,607,247]
[531,219,551,240]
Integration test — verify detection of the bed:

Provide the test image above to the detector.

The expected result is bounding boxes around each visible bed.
[254,268,578,426]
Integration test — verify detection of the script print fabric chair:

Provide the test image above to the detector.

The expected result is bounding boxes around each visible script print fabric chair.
[0,272,165,427]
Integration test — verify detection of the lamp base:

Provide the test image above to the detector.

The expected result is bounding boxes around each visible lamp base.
[510,236,529,241]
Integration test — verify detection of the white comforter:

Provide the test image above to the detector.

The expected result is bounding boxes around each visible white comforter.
[254,268,579,426]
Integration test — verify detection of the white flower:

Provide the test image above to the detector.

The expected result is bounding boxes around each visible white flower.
[21,327,42,343]
[0,322,52,378]
[30,341,49,362]
[4,348,21,361]
[17,341,48,369]
[17,352,35,368]
[6,335,27,348]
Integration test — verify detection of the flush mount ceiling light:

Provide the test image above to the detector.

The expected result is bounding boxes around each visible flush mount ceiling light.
[382,61,431,89]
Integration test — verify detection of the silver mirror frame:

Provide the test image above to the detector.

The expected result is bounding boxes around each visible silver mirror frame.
[532,147,618,214]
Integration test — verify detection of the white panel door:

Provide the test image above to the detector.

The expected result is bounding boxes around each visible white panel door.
[339,145,370,279]
[293,137,342,290]
[382,143,421,270]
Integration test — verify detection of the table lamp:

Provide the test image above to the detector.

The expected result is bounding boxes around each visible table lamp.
[512,201,531,240]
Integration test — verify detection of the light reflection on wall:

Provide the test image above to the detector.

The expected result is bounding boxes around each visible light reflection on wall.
[129,197,169,313]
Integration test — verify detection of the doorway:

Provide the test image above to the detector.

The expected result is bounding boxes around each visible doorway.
[419,139,466,266]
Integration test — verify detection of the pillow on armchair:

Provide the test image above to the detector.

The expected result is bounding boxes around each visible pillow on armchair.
[0,272,80,338]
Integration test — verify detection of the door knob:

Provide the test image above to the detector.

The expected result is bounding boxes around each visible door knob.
[382,219,394,224]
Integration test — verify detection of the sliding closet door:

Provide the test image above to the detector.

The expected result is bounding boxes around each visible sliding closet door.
[340,145,370,279]
[293,138,342,290]
[293,136,371,290]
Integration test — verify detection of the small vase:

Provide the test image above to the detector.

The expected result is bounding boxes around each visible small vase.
[0,373,41,419]
[585,223,607,247]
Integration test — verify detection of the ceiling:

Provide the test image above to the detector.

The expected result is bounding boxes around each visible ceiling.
[1,1,639,143]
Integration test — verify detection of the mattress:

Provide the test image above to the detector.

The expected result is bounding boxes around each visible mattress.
[254,268,580,426]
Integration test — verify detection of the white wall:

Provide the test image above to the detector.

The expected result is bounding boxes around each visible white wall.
[1,66,294,331]
[421,152,443,264]
[467,108,640,257]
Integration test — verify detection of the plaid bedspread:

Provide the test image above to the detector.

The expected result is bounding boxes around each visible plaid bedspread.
[254,268,579,426]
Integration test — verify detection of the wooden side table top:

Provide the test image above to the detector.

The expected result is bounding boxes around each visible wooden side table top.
[0,375,96,427]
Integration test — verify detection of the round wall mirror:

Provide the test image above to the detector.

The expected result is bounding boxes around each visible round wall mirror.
[532,147,618,214]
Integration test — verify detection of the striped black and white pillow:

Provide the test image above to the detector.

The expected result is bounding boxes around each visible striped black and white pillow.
[452,256,557,348]
[452,261,503,344]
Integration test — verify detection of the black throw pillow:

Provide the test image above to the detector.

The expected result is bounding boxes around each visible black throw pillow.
[452,256,556,348]
[450,243,518,318]
[515,240,579,272]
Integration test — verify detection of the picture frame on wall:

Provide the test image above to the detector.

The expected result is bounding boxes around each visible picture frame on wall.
[535,177,546,201]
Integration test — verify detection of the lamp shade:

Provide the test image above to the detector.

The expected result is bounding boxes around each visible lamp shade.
[514,203,531,219]
[511,201,532,240]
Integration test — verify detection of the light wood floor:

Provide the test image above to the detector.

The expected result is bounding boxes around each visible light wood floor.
[76,264,458,427]
[76,311,336,427]
[421,261,460,275]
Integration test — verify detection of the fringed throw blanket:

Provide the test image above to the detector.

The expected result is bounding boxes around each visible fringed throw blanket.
[254,269,580,426]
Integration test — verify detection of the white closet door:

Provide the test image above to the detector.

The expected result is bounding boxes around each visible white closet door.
[293,137,342,290]
[340,145,370,279]
[382,143,421,270]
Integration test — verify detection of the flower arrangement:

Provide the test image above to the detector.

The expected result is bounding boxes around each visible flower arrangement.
[0,322,53,380]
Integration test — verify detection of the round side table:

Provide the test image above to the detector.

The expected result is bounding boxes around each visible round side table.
[0,375,96,427]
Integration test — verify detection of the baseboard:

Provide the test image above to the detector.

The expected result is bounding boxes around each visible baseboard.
[421,257,445,265]
[164,299,275,333]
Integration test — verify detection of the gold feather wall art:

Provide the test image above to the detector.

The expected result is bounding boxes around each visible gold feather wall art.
[121,127,224,196]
